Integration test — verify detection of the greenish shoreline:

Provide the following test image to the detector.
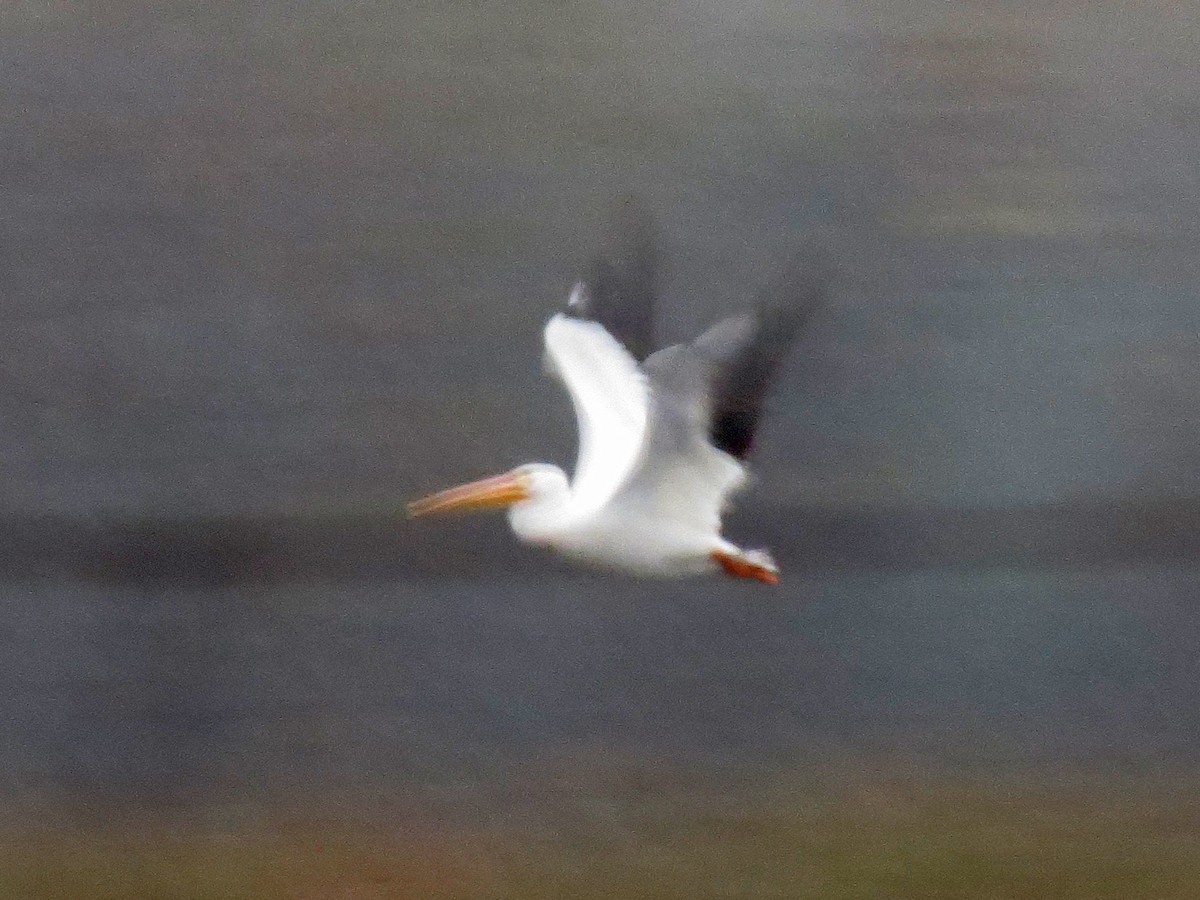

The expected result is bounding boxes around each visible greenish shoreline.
[7,765,1199,899]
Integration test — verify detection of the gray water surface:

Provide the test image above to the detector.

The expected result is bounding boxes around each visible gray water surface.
[5,564,1197,822]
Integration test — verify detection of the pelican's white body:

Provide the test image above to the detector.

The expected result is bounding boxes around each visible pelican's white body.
[512,485,745,577]
[501,314,757,576]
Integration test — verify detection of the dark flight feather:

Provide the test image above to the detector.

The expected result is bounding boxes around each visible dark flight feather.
[694,246,832,459]
[565,198,659,361]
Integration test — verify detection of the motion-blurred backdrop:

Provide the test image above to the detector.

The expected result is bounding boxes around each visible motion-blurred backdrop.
[3,1,1199,896]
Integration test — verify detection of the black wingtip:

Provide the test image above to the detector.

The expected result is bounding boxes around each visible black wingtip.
[710,409,760,460]
[564,195,660,360]
[704,243,835,460]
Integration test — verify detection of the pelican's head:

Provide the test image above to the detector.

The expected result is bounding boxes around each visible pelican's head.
[407,463,570,520]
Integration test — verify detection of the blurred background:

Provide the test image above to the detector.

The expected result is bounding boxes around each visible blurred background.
[3,0,1200,896]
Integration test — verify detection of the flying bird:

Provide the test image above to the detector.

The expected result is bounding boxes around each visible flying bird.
[408,205,830,584]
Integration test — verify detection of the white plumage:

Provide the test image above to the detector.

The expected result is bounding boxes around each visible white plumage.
[541,314,647,519]
[505,315,748,577]
[408,204,829,584]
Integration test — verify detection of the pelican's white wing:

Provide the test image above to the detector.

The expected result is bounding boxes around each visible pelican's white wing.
[608,343,746,535]
[543,313,649,515]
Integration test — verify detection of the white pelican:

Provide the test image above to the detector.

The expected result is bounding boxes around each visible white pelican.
[409,207,830,584]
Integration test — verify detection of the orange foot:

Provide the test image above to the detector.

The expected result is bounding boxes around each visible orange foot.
[711,550,780,585]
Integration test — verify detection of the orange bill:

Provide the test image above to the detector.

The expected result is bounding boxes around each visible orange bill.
[407,472,530,518]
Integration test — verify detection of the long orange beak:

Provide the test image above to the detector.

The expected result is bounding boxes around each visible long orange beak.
[407,472,531,518]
